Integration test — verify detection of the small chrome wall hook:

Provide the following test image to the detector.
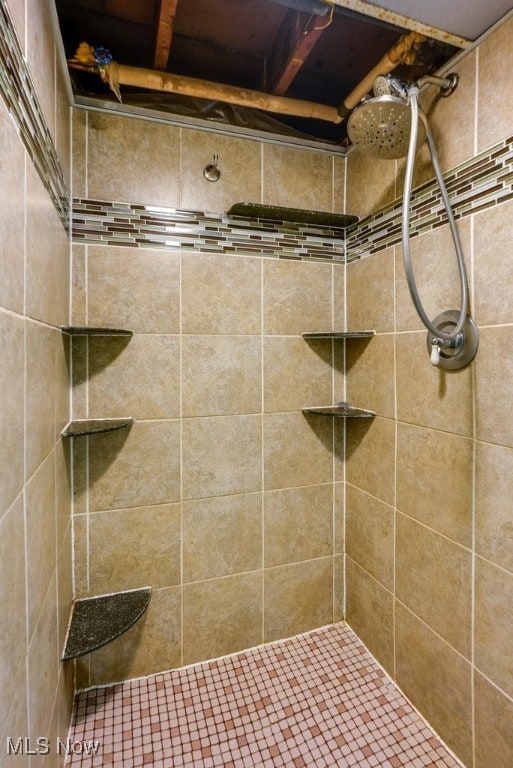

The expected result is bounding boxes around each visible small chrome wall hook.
[203,154,221,182]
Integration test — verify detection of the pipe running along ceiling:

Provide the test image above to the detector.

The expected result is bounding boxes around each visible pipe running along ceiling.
[55,0,511,150]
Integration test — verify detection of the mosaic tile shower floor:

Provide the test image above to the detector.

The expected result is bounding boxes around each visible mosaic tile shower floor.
[67,623,463,768]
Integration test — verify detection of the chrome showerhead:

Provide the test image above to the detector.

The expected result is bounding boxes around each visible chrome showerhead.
[347,94,426,160]
[372,75,410,100]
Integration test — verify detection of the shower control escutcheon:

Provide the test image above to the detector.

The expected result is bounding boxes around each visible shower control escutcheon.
[426,310,479,370]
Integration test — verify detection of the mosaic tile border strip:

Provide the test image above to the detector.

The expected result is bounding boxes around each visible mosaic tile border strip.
[72,134,513,263]
[71,199,349,263]
[0,0,69,225]
[346,134,513,261]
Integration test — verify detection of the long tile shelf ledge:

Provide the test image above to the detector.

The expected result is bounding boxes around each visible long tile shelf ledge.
[302,330,376,339]
[62,326,133,336]
[62,588,152,660]
[303,402,376,418]
[227,202,358,228]
[61,418,135,438]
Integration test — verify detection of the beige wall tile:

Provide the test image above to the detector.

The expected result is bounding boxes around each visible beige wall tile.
[88,420,181,511]
[476,441,513,573]
[71,245,87,327]
[86,334,181,420]
[183,572,262,665]
[25,164,69,328]
[88,247,180,334]
[26,0,55,140]
[333,264,345,331]
[333,156,345,215]
[396,513,472,657]
[180,129,261,213]
[415,51,476,176]
[264,484,333,567]
[262,145,333,211]
[27,573,59,739]
[183,335,261,417]
[1,684,28,767]
[346,484,394,590]
[183,493,262,582]
[475,556,513,699]
[346,249,395,333]
[264,412,333,491]
[474,201,513,326]
[264,558,333,643]
[264,336,332,413]
[475,326,513,448]
[346,334,395,419]
[263,259,332,335]
[474,671,513,768]
[0,105,25,314]
[397,423,473,546]
[56,525,73,655]
[25,453,56,639]
[55,60,71,189]
[87,586,182,686]
[5,0,25,50]
[346,150,397,218]
[0,310,24,512]
[25,321,57,478]
[345,416,395,506]
[395,219,471,333]
[0,497,26,733]
[345,558,394,674]
[477,14,513,152]
[334,481,344,554]
[183,415,262,500]
[72,109,87,199]
[72,513,87,597]
[88,503,181,594]
[87,113,181,207]
[396,332,473,436]
[181,253,261,335]
[334,554,344,622]
[395,602,472,767]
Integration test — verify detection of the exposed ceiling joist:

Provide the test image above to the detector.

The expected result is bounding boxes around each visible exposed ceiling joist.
[153,0,178,70]
[270,7,333,95]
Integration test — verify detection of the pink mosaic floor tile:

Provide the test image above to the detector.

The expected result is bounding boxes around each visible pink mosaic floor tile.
[66,623,463,768]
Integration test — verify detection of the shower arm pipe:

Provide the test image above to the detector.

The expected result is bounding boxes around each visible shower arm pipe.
[337,31,425,119]
[402,86,469,342]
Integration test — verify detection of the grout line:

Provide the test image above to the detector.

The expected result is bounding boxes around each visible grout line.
[260,257,265,644]
[178,253,184,668]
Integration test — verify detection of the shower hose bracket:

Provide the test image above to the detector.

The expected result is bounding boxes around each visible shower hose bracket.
[426,310,479,370]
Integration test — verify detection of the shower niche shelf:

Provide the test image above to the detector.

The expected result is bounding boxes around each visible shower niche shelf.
[61,418,135,438]
[62,326,134,337]
[62,587,151,660]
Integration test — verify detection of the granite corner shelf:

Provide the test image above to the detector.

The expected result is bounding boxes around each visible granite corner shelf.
[61,418,135,438]
[302,330,376,419]
[62,587,152,660]
[62,326,133,337]
[302,402,375,418]
[227,202,358,228]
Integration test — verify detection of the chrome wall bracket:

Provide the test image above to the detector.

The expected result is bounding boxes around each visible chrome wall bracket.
[426,310,479,370]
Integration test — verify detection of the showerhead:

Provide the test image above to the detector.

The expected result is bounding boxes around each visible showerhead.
[347,93,426,160]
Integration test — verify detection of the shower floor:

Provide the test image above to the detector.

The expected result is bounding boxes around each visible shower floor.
[67,622,463,768]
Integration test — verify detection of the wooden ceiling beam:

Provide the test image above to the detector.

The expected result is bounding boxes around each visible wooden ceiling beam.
[269,8,330,96]
[154,0,179,70]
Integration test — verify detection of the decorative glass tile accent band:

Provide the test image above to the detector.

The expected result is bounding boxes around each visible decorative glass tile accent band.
[0,0,69,225]
[72,135,513,263]
[345,134,513,262]
[71,199,348,263]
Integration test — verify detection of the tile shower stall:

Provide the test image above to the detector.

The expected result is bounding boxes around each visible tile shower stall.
[1,1,513,767]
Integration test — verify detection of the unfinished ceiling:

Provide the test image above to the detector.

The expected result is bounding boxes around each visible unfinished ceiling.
[55,0,510,150]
